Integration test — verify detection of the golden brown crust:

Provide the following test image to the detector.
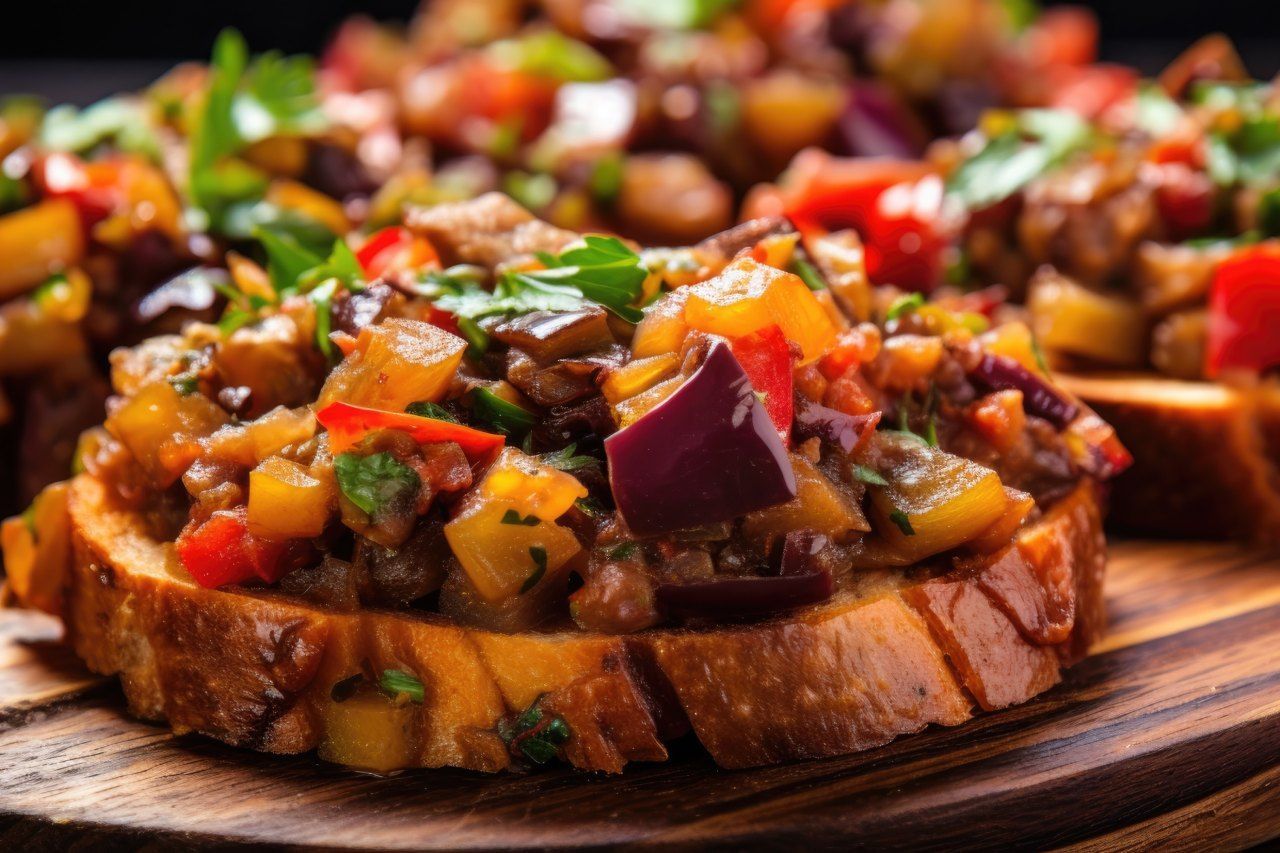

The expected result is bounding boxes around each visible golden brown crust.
[1060,373,1280,546]
[29,474,1106,773]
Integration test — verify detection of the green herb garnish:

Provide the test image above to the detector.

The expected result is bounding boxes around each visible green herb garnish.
[334,452,420,518]
[406,401,457,422]
[487,31,613,82]
[792,255,827,291]
[947,109,1092,210]
[379,669,425,704]
[886,292,924,322]
[40,96,161,161]
[497,695,571,765]
[501,509,541,526]
[520,546,549,593]
[854,465,888,486]
[604,542,639,561]
[539,442,600,473]
[889,509,915,536]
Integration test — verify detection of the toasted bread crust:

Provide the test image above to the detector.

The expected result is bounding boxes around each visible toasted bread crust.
[1060,373,1280,545]
[34,474,1105,773]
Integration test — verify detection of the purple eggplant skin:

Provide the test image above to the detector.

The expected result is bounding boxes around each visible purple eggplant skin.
[655,570,835,619]
[793,397,881,454]
[970,354,1080,429]
[835,81,926,160]
[605,341,797,537]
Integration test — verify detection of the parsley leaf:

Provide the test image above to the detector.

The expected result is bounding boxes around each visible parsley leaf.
[521,546,549,593]
[379,669,425,704]
[40,97,161,161]
[256,226,324,293]
[307,278,339,359]
[406,401,457,422]
[854,465,889,486]
[514,235,647,322]
[947,109,1092,210]
[334,452,420,518]
[792,255,827,291]
[539,443,601,473]
[501,509,541,526]
[889,509,916,536]
[613,0,739,29]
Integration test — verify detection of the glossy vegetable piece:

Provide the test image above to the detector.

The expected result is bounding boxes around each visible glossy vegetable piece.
[793,398,881,455]
[317,401,504,460]
[630,289,690,359]
[444,449,584,602]
[1028,273,1146,367]
[605,340,796,537]
[492,308,614,363]
[317,318,466,412]
[728,325,794,444]
[970,354,1080,429]
[0,198,85,300]
[247,457,335,541]
[684,257,836,364]
[968,488,1036,554]
[747,152,945,292]
[355,226,440,278]
[318,689,419,773]
[867,432,1008,563]
[0,481,71,615]
[601,352,680,404]
[1205,242,1280,378]
[106,381,229,486]
[176,507,289,588]
[742,453,869,545]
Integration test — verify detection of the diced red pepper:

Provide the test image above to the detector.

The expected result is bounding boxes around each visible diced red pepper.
[729,325,794,444]
[355,226,440,278]
[760,154,946,292]
[463,60,557,142]
[1046,63,1138,121]
[1206,242,1280,377]
[317,401,505,460]
[425,304,462,338]
[1023,7,1098,69]
[33,152,122,233]
[1151,162,1215,241]
[176,508,288,589]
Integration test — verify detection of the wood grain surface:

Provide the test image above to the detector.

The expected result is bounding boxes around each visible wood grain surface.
[0,540,1277,852]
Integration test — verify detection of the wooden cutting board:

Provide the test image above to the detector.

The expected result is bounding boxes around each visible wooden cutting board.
[0,540,1278,851]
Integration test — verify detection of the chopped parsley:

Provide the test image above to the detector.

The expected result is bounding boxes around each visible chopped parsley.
[854,465,888,486]
[379,669,425,704]
[406,401,457,422]
[604,542,639,560]
[40,96,161,161]
[501,509,541,526]
[539,442,601,473]
[889,509,916,536]
[333,452,420,518]
[792,255,827,291]
[497,695,571,765]
[947,109,1093,210]
[520,546,549,593]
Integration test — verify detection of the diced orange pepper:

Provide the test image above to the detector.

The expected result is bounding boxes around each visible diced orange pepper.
[317,318,466,412]
[631,289,691,359]
[479,448,588,522]
[0,199,85,300]
[683,257,836,364]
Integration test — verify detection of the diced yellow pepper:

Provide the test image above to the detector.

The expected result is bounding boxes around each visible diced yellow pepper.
[867,432,1008,562]
[0,199,85,300]
[980,321,1043,373]
[445,449,585,603]
[683,257,836,364]
[742,453,869,544]
[601,353,680,404]
[226,251,276,303]
[33,267,92,323]
[248,456,335,541]
[480,448,587,522]
[318,690,419,773]
[631,289,690,358]
[318,318,466,412]
[0,298,86,376]
[611,374,682,428]
[1,481,71,616]
[106,381,229,485]
[1028,275,1147,367]
[267,179,351,236]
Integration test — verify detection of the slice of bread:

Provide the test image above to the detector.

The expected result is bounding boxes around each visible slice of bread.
[1060,373,1280,545]
[19,474,1106,773]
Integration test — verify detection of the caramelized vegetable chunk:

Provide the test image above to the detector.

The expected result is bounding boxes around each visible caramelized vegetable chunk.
[318,318,466,412]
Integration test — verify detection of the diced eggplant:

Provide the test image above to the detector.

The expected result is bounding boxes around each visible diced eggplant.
[492,308,615,363]
[605,340,796,537]
[793,397,880,455]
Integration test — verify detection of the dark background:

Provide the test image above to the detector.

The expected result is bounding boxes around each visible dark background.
[0,1,1276,103]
